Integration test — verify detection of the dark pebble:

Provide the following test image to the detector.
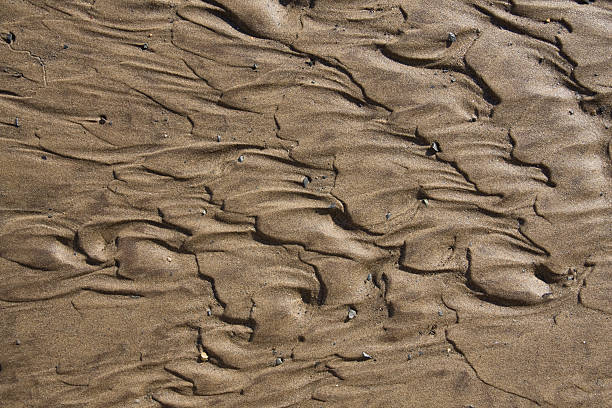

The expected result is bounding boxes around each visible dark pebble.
[15,339,20,345]
[237,155,244,163]
[63,44,69,49]
[302,176,311,188]
[99,115,107,125]
[274,357,283,366]
[447,32,457,43]
[251,63,258,71]
[141,43,149,50]
[14,118,19,127]
[41,155,47,160]
[3,32,15,44]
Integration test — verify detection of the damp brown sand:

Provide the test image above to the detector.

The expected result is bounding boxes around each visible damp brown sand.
[1,1,611,406]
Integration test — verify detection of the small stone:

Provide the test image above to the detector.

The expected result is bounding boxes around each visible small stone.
[385,212,391,220]
[361,352,372,360]
[141,43,148,50]
[569,109,574,115]
[216,135,221,142]
[407,353,412,360]
[274,357,283,366]
[303,176,310,188]
[15,339,20,345]
[206,309,212,316]
[166,256,172,262]
[366,273,372,281]
[237,155,244,163]
[162,133,168,138]
[450,77,456,83]
[99,116,106,125]
[447,32,457,43]
[41,155,47,160]
[251,63,258,71]
[545,18,551,23]
[14,118,19,127]
[422,198,429,206]
[347,308,357,320]
[63,44,69,49]
[201,209,207,215]
[3,32,15,44]
[438,311,443,316]
[199,351,209,362]
[431,141,441,152]
[469,115,477,122]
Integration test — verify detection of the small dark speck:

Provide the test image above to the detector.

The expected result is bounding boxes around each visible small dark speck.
[569,109,574,115]
[14,118,19,127]
[63,44,69,49]
[447,32,456,43]
[99,115,107,125]
[237,155,245,163]
[386,212,391,220]
[141,43,149,50]
[407,353,412,360]
[41,155,47,160]
[251,63,258,71]
[15,339,20,345]
[216,135,221,142]
[48,214,52,218]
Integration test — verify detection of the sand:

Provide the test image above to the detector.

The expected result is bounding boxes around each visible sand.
[0,0,611,407]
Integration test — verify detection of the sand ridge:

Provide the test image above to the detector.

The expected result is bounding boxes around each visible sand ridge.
[0,0,611,406]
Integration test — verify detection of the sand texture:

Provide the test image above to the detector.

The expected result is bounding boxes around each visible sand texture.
[1,0,611,407]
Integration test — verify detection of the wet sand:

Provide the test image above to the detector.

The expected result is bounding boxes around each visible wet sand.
[1,0,611,406]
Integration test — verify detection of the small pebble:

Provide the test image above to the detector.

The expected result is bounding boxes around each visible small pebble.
[274,357,283,366]
[166,256,172,262]
[216,135,221,142]
[366,273,372,281]
[302,176,310,188]
[41,155,47,160]
[200,351,209,362]
[431,141,441,152]
[206,309,212,316]
[385,212,391,220]
[569,109,574,115]
[3,32,15,44]
[407,353,412,360]
[251,63,258,71]
[438,311,443,316]
[361,352,372,360]
[99,116,106,125]
[450,77,456,83]
[15,339,20,345]
[347,308,357,320]
[14,118,19,127]
[422,198,429,206]
[141,43,148,50]
[447,32,457,43]
[237,155,244,163]
[201,209,207,215]
[63,44,69,49]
